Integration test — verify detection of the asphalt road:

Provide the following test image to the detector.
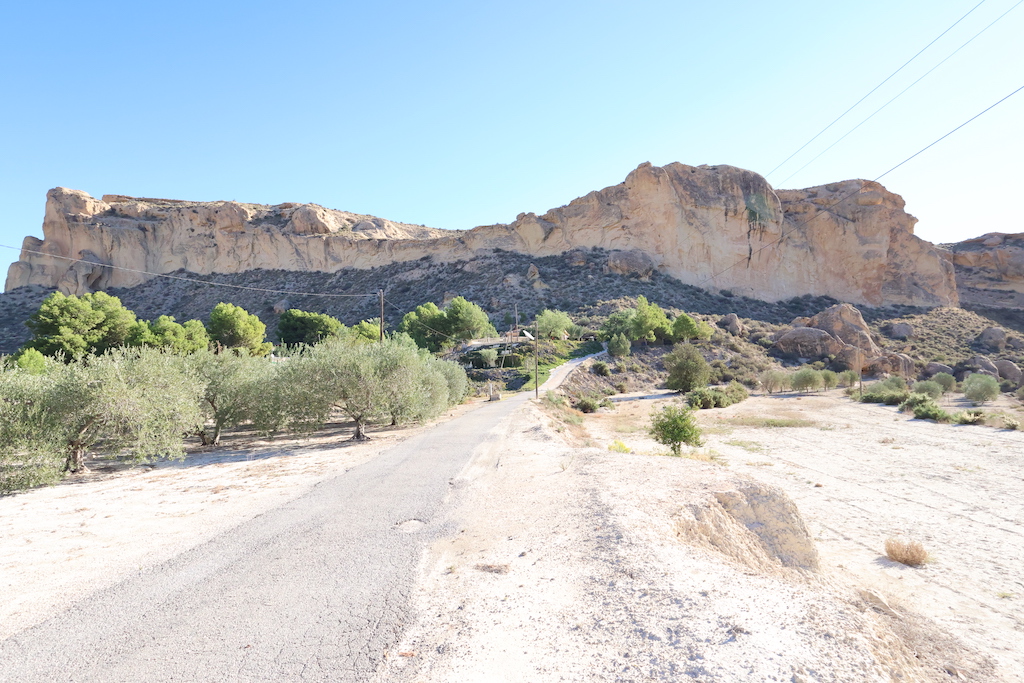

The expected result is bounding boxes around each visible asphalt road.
[0,392,531,682]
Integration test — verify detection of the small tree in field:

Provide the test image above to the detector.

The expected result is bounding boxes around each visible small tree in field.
[963,373,1000,405]
[791,368,823,393]
[759,369,788,394]
[649,404,703,455]
[664,344,710,393]
[932,372,956,394]
[820,370,838,390]
[608,333,631,357]
[536,309,573,339]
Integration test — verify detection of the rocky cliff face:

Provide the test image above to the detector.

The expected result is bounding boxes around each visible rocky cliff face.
[5,162,959,307]
[942,233,1024,310]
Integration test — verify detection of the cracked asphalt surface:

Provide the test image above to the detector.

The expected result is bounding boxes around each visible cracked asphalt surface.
[0,393,530,682]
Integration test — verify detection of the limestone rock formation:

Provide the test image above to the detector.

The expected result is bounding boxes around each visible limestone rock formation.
[944,233,1024,310]
[887,322,914,340]
[6,163,960,307]
[605,250,654,280]
[924,362,954,377]
[977,326,1007,351]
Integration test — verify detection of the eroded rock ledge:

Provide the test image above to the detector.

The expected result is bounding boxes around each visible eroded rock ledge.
[6,162,958,307]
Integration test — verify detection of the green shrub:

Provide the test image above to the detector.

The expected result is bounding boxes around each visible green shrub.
[911,380,943,400]
[1002,415,1021,430]
[543,391,565,407]
[879,376,908,391]
[478,348,499,368]
[820,370,838,390]
[963,374,1000,405]
[1017,386,1024,402]
[898,393,934,412]
[860,388,911,405]
[686,388,725,409]
[932,372,956,394]
[723,380,749,404]
[614,382,628,394]
[649,404,703,455]
[608,440,631,453]
[576,397,600,413]
[791,368,823,393]
[953,409,986,425]
[911,399,950,422]
[665,344,711,393]
[592,361,610,377]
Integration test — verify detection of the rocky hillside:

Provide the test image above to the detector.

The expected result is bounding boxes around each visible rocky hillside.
[0,249,857,354]
[5,162,958,307]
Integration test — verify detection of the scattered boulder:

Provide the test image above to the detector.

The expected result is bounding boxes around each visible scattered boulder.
[888,322,914,340]
[604,250,654,280]
[1008,337,1024,351]
[833,345,866,373]
[526,264,541,281]
[807,304,880,355]
[790,317,811,328]
[923,362,954,378]
[994,359,1023,384]
[864,352,915,378]
[717,313,745,336]
[965,355,1000,376]
[978,327,1007,351]
[272,299,291,315]
[773,328,844,360]
[564,249,588,267]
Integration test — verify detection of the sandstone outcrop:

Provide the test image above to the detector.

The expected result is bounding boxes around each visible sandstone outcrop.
[944,233,1024,309]
[717,313,744,336]
[888,322,914,340]
[773,328,845,359]
[977,326,1007,350]
[924,362,954,377]
[6,164,960,307]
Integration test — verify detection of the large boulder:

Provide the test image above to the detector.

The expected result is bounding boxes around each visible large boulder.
[923,362,954,378]
[833,345,867,373]
[717,313,745,336]
[978,327,1007,351]
[773,328,845,360]
[807,304,880,355]
[965,355,1000,376]
[994,359,1023,384]
[864,352,915,378]
[888,322,914,340]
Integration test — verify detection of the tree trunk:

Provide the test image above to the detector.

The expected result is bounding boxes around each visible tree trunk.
[351,420,370,441]
[65,443,88,473]
[198,430,215,446]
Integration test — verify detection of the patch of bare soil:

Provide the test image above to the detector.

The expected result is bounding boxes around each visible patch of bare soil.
[0,400,487,640]
[381,397,997,682]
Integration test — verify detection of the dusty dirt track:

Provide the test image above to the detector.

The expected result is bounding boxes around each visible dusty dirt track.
[2,388,1023,681]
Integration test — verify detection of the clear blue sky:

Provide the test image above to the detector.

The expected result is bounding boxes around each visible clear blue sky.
[2,0,1022,280]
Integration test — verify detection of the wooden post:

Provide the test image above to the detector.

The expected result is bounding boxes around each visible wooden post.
[378,289,384,343]
[534,320,540,399]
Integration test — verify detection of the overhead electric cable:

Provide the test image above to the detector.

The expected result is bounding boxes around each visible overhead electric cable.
[777,0,1023,187]
[699,82,1024,288]
[0,243,379,298]
[765,0,988,179]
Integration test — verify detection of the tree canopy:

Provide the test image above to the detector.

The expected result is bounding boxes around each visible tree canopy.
[536,309,573,339]
[398,297,496,351]
[127,315,210,353]
[277,309,345,345]
[25,291,137,359]
[208,303,273,356]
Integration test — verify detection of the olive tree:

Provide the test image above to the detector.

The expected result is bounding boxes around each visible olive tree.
[0,368,66,491]
[189,349,277,445]
[3,348,203,476]
[963,373,1000,405]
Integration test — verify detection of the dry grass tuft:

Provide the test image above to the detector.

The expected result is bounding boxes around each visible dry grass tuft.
[885,537,930,567]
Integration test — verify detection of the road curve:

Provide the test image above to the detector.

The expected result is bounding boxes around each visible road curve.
[0,393,532,682]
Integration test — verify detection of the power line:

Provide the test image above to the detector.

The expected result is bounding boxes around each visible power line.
[698,83,1024,289]
[765,0,988,180]
[0,243,378,298]
[777,0,1023,187]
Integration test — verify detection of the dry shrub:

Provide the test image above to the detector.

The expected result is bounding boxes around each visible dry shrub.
[885,537,929,567]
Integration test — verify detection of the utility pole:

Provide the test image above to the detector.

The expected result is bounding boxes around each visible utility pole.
[534,319,540,399]
[378,289,384,343]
